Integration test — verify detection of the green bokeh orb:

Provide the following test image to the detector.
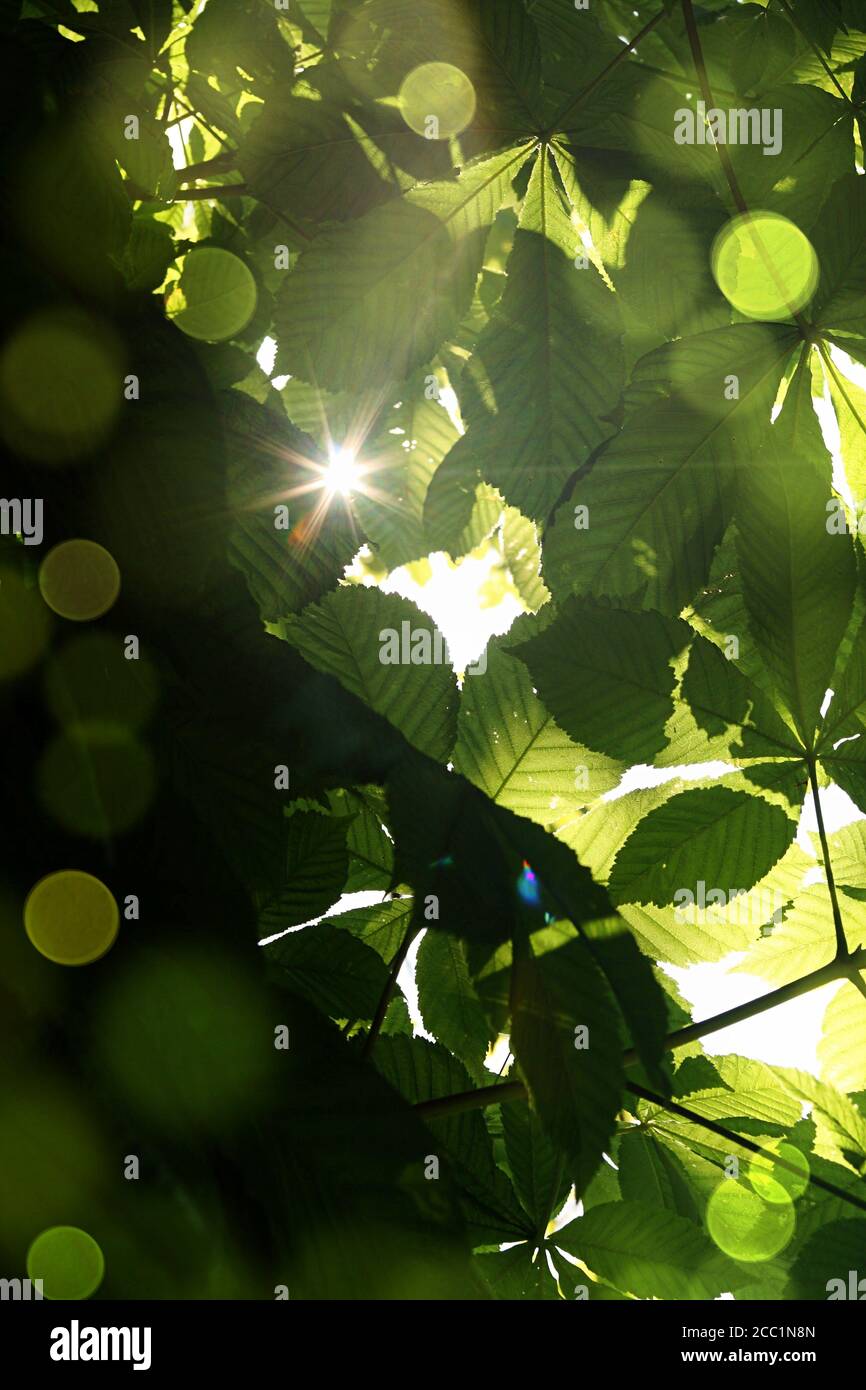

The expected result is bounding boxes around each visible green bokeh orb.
[43,632,159,731]
[166,248,258,342]
[94,948,276,1132]
[0,313,122,463]
[399,63,477,139]
[0,568,51,681]
[747,1143,810,1205]
[36,724,156,839]
[24,869,119,966]
[706,1178,795,1263]
[39,539,121,622]
[27,1225,104,1300]
[711,212,819,321]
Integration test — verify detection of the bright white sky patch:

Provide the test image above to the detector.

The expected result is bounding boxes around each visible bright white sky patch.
[256,335,277,377]
[382,547,524,674]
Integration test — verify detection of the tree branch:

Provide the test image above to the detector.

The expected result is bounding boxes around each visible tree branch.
[414,1078,525,1120]
[414,946,866,1117]
[625,944,866,1062]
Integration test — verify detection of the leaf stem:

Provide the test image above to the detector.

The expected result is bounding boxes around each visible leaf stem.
[547,9,666,136]
[773,0,851,105]
[808,756,850,958]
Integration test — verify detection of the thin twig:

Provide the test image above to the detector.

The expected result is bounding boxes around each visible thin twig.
[171,184,249,200]
[626,1080,866,1213]
[773,0,851,104]
[361,919,422,1060]
[177,152,239,182]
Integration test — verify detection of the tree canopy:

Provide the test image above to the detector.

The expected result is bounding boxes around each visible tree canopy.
[4,0,866,1301]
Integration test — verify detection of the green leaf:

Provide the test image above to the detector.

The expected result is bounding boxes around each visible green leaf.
[775,1068,866,1169]
[184,0,294,83]
[119,206,175,286]
[510,920,625,1194]
[734,885,866,986]
[555,1201,746,1299]
[785,1219,866,1299]
[678,634,805,759]
[265,921,390,1019]
[812,173,866,334]
[620,842,812,969]
[542,325,797,614]
[386,741,614,942]
[513,600,691,764]
[735,436,857,745]
[291,0,332,42]
[501,1100,572,1234]
[453,638,622,827]
[474,1244,561,1299]
[608,784,798,908]
[819,821,866,889]
[819,981,866,1094]
[280,587,459,761]
[580,914,670,1092]
[166,248,258,343]
[617,1131,700,1222]
[415,928,494,1081]
[374,1035,531,1244]
[323,896,414,962]
[225,391,359,617]
[274,142,534,390]
[440,149,623,521]
[340,789,395,892]
[239,89,397,227]
[674,1055,803,1129]
[353,0,545,138]
[700,81,853,227]
[612,185,729,340]
[499,507,548,613]
[258,809,351,932]
[353,386,461,571]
